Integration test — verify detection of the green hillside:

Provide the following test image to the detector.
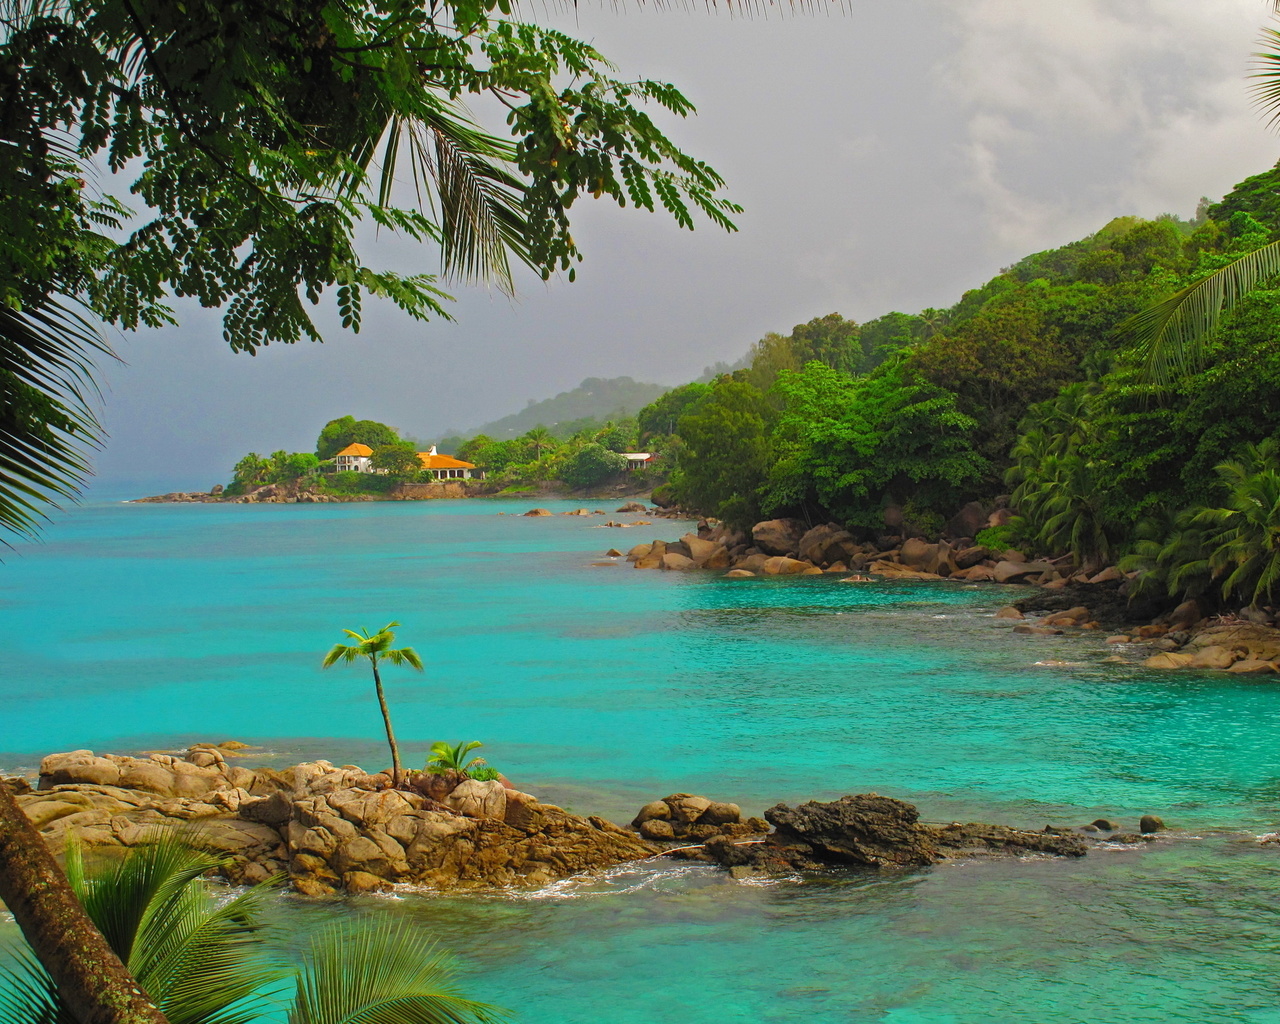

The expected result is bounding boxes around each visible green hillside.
[655,159,1280,614]
[447,376,671,443]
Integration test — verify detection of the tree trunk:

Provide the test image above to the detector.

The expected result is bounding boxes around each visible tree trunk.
[371,659,402,786]
[0,781,170,1024]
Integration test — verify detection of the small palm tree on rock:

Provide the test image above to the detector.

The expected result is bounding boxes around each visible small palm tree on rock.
[322,621,423,787]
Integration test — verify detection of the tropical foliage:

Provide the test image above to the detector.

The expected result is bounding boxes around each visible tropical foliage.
[322,622,424,787]
[370,441,424,475]
[426,740,490,777]
[315,417,402,460]
[0,836,504,1024]
[0,0,737,538]
[1113,7,1280,376]
[648,161,1280,611]
[230,450,321,493]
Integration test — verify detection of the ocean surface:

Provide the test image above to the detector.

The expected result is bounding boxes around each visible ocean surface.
[3,496,1280,1022]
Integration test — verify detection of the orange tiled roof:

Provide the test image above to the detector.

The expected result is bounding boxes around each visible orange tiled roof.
[418,452,475,470]
[335,443,373,457]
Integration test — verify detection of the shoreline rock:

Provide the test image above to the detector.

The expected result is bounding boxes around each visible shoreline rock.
[18,748,658,894]
[631,793,769,843]
[15,752,1188,893]
[674,794,1098,877]
[618,514,1280,669]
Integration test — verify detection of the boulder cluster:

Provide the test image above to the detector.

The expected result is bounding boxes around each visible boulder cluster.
[630,793,769,842]
[674,794,1116,878]
[998,589,1280,672]
[16,748,656,894]
[616,509,1129,582]
[1136,620,1280,674]
[12,751,1188,892]
[133,483,350,504]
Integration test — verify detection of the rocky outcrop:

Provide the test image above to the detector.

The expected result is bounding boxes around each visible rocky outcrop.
[630,793,769,843]
[797,524,859,567]
[751,518,808,557]
[686,794,1087,876]
[18,749,658,894]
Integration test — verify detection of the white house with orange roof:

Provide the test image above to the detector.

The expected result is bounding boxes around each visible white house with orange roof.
[417,445,479,479]
[333,442,479,478]
[334,442,374,472]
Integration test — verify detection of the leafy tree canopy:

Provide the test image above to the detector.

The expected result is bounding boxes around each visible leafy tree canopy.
[559,442,626,489]
[671,376,777,527]
[370,440,423,475]
[316,415,401,458]
[637,381,711,441]
[0,0,737,537]
[764,361,987,528]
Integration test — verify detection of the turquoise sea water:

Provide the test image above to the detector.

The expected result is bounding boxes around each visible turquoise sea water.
[4,498,1280,1022]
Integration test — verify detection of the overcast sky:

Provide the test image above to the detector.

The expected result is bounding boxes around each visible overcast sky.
[86,0,1280,492]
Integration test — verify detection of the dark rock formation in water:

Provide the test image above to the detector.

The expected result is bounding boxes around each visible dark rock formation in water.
[683,794,1087,876]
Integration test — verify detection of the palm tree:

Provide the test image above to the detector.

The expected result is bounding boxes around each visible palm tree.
[0,780,170,1024]
[1034,454,1118,571]
[1193,447,1280,607]
[522,426,556,459]
[322,622,423,787]
[0,836,504,1024]
[1119,7,1280,380]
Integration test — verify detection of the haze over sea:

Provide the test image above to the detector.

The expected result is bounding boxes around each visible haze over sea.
[4,496,1280,1023]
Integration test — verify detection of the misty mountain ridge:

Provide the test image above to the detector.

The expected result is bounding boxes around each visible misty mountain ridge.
[448,376,672,441]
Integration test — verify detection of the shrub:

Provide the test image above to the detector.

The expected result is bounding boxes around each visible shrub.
[901,499,945,540]
[560,443,626,488]
[976,518,1032,552]
[650,482,677,507]
[321,471,396,494]
[469,766,501,782]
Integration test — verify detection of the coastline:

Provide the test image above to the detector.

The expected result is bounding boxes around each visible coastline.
[128,479,663,505]
[618,514,1280,673]
[6,746,1191,898]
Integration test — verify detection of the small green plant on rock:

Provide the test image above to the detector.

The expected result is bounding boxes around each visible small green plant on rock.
[469,766,502,782]
[427,740,488,777]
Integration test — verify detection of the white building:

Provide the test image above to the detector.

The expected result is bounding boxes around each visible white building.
[334,442,374,472]
[417,445,479,479]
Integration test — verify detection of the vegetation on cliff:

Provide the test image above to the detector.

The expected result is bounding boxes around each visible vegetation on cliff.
[657,167,1280,611]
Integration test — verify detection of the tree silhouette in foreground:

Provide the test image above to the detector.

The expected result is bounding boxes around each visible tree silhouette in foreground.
[0,832,504,1024]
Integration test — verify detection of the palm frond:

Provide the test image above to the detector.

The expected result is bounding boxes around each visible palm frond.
[383,646,424,670]
[1114,238,1280,384]
[1253,25,1280,130]
[0,298,113,541]
[289,922,506,1024]
[0,946,68,1024]
[62,834,286,1024]
[322,644,364,667]
[362,98,530,293]
[5,835,287,1024]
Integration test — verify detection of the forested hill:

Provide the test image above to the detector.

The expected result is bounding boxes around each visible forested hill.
[650,158,1280,615]
[459,376,671,441]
